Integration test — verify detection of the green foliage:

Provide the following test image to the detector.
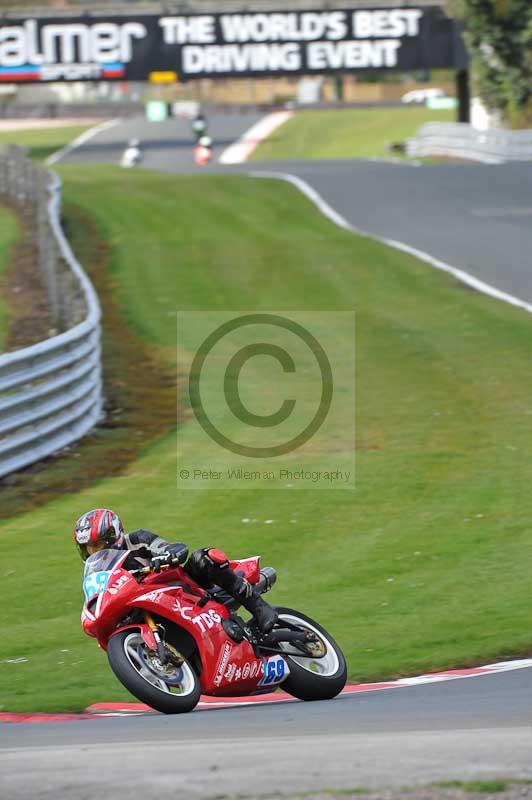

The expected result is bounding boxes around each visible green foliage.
[455,0,532,126]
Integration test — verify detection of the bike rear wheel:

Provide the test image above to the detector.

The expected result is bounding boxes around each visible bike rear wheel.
[107,630,201,714]
[275,607,347,701]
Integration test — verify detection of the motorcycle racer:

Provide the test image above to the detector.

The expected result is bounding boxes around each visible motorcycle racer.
[74,508,277,633]
[120,138,142,168]
[193,135,213,167]
[191,111,207,142]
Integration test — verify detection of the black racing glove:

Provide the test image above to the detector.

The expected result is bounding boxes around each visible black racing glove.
[151,552,175,573]
[166,543,188,564]
[151,544,188,572]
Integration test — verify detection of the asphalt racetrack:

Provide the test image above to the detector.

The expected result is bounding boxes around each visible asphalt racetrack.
[2,668,532,798]
[61,113,532,304]
[3,113,531,798]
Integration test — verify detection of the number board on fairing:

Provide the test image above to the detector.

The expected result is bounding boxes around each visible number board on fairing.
[258,655,289,686]
[83,571,111,601]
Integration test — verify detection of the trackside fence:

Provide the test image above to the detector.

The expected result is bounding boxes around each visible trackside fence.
[406,123,532,163]
[0,146,102,479]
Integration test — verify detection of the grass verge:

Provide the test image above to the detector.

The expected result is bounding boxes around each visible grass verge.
[0,123,95,348]
[431,782,522,794]
[224,781,532,799]
[1,165,532,712]
[0,202,22,350]
[0,124,94,162]
[0,203,176,519]
[251,106,454,160]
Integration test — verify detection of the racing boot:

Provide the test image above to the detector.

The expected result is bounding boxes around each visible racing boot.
[190,548,278,634]
[238,586,278,634]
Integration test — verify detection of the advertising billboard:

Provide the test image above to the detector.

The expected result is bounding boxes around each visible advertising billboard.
[0,7,467,83]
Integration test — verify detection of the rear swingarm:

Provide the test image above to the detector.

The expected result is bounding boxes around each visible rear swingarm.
[223,612,327,659]
[255,627,327,659]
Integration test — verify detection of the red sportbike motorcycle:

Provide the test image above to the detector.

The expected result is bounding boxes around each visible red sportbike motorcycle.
[81,549,347,713]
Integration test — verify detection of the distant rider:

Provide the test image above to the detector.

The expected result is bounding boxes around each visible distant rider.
[74,508,277,633]
[193,135,213,167]
[120,138,142,168]
[191,111,207,143]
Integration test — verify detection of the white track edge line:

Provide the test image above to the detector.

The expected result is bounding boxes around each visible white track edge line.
[337,659,532,695]
[388,661,532,687]
[46,118,120,165]
[219,111,293,164]
[92,659,532,714]
[249,170,532,316]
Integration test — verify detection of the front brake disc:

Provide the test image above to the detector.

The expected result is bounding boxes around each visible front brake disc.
[139,644,185,685]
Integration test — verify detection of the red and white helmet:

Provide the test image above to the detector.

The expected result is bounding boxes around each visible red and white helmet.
[74,508,125,561]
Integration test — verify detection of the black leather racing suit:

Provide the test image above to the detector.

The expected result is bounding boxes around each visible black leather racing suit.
[122,529,277,633]
[120,529,187,571]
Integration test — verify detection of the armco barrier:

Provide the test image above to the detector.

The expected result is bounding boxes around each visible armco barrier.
[406,122,532,163]
[0,153,102,479]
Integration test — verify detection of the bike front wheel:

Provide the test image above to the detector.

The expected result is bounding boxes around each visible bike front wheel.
[107,629,201,714]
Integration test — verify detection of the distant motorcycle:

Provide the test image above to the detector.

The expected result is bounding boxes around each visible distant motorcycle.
[81,548,347,714]
[120,139,142,168]
[191,114,208,143]
[194,135,213,167]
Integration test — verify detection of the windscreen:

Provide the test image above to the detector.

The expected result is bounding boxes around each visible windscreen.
[82,549,127,601]
[83,548,126,577]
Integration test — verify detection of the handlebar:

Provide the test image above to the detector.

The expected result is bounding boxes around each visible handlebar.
[132,558,181,578]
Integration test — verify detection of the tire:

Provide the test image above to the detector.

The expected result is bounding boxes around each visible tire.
[107,630,201,714]
[275,607,347,701]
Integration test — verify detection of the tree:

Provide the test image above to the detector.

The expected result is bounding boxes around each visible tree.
[454,0,532,126]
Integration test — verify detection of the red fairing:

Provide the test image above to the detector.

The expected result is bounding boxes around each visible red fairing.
[194,145,212,166]
[229,556,261,584]
[80,554,268,695]
[113,623,158,651]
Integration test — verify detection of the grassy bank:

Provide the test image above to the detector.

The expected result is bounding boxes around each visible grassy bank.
[251,106,454,160]
[0,124,93,162]
[1,165,531,712]
[0,204,21,350]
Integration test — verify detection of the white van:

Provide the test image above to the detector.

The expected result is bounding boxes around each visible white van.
[401,88,445,104]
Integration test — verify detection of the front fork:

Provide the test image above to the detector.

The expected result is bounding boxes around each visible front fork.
[144,611,168,664]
